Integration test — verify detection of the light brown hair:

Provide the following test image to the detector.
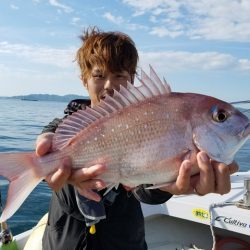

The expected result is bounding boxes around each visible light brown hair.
[76,27,138,81]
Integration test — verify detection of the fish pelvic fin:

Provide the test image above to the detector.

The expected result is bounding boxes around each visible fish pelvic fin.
[0,152,42,222]
[103,183,119,196]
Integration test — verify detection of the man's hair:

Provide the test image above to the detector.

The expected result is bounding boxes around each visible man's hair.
[76,27,138,81]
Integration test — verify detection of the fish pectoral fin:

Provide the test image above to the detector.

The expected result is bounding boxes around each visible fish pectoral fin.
[145,182,172,190]
[181,149,192,160]
[103,183,119,196]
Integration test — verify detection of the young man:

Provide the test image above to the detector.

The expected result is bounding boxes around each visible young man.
[36,27,238,250]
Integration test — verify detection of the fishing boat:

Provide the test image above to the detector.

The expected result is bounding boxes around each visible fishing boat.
[1,171,249,250]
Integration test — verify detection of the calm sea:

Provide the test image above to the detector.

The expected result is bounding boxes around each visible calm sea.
[0,98,249,235]
[0,98,67,235]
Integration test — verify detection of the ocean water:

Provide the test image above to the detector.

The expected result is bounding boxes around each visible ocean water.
[0,98,67,235]
[0,98,249,235]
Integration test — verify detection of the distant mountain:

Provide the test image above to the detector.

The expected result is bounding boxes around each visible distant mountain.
[1,94,89,103]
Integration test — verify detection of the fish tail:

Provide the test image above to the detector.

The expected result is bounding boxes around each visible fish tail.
[0,152,42,222]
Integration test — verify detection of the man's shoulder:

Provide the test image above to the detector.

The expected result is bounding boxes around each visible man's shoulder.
[64,98,91,115]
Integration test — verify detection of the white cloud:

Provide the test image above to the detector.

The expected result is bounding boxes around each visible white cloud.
[71,17,81,26]
[123,0,250,42]
[10,4,19,10]
[150,26,183,38]
[0,43,82,96]
[103,12,124,25]
[1,42,248,74]
[0,42,75,68]
[138,50,249,73]
[238,59,250,71]
[126,23,147,31]
[103,12,147,31]
[123,0,167,14]
[49,0,73,13]
[0,63,10,72]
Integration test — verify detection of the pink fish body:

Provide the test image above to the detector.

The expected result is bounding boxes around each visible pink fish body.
[0,66,249,222]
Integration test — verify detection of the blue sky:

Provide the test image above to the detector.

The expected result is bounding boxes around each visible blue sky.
[0,0,249,103]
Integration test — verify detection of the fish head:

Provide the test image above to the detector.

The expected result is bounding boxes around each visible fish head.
[192,96,250,164]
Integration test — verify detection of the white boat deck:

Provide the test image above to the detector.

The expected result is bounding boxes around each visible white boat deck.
[143,172,250,249]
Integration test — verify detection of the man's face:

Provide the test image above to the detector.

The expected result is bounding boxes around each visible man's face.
[83,66,132,107]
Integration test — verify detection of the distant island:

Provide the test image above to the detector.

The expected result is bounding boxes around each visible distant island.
[0,94,90,103]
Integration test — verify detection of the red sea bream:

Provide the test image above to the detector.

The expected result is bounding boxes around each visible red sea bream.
[0,66,249,222]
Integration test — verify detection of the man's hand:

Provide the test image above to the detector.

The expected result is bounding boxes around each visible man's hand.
[68,164,106,201]
[36,132,72,191]
[35,132,106,201]
[160,151,239,196]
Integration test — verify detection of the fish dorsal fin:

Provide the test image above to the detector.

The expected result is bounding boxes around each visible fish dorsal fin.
[52,66,171,151]
[136,66,171,98]
[149,65,171,94]
[52,107,104,150]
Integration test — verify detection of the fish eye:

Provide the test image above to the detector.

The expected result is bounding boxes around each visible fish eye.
[212,109,229,123]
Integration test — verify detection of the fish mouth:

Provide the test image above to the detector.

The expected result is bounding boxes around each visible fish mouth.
[242,123,250,138]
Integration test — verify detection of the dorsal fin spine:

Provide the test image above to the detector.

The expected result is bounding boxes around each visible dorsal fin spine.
[163,77,171,93]
[149,65,167,94]
[72,113,92,124]
[78,110,97,121]
[119,85,138,103]
[75,114,93,124]
[100,100,118,112]
[126,81,145,101]
[56,135,74,140]
[56,130,76,136]
[137,77,154,97]
[86,106,103,118]
[68,116,84,124]
[93,106,110,115]
[113,89,130,107]
[64,120,84,129]
[141,69,161,96]
[105,94,124,109]
[58,124,80,132]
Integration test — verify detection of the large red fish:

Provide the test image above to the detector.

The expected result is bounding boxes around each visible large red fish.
[0,67,249,222]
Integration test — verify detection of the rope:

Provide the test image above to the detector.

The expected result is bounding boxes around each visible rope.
[208,201,239,250]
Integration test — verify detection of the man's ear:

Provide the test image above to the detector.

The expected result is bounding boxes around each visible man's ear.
[83,81,88,89]
[81,76,88,89]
